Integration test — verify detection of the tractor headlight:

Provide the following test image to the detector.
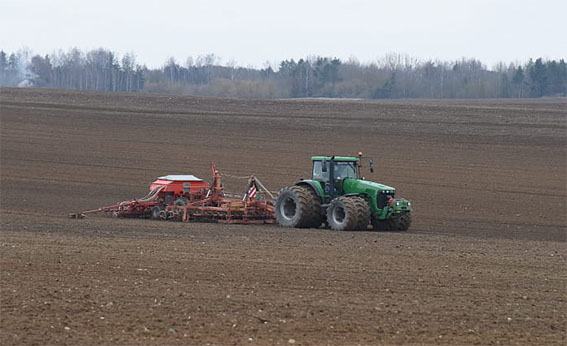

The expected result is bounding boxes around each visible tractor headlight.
[395,201,400,206]
[408,202,411,206]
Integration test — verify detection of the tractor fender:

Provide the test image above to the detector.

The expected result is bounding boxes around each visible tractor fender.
[295,180,324,198]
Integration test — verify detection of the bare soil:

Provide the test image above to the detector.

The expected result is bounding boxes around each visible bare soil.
[1,88,565,345]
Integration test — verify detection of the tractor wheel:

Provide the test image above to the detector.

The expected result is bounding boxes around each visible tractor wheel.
[275,185,322,228]
[395,213,412,231]
[372,213,412,232]
[351,196,371,230]
[326,196,359,231]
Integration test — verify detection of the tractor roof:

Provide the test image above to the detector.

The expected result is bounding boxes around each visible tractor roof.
[311,156,360,162]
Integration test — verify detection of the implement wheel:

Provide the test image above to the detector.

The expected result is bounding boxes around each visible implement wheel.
[326,196,359,231]
[151,206,163,220]
[275,185,322,228]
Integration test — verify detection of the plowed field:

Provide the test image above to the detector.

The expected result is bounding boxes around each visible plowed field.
[1,88,565,345]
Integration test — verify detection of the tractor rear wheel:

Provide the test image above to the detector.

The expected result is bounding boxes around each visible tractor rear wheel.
[275,185,322,228]
[351,196,371,230]
[327,196,359,231]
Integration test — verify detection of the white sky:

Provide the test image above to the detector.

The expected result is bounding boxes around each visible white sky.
[1,0,565,69]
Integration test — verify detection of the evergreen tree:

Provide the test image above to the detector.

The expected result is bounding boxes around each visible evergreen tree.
[511,66,525,98]
[528,58,547,97]
[29,55,53,87]
[546,59,567,96]
[0,51,7,85]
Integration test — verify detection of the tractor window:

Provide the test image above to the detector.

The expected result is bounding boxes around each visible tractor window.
[334,162,357,180]
[312,161,329,181]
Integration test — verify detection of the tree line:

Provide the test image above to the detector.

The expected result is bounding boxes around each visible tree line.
[0,49,144,92]
[1,48,565,99]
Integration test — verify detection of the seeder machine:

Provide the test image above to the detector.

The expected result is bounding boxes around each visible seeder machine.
[70,163,275,224]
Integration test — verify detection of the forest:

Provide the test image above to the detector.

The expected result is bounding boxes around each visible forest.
[0,48,565,99]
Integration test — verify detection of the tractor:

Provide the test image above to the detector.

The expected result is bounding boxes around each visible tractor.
[275,153,412,231]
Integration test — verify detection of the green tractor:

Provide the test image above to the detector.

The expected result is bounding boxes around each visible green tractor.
[275,154,412,231]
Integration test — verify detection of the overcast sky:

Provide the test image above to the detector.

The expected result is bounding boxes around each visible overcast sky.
[1,0,565,69]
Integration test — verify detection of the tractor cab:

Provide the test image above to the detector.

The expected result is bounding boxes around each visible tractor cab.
[312,159,358,181]
[312,156,359,196]
[311,153,375,197]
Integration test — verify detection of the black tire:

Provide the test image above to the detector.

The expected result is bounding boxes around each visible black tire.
[275,185,322,228]
[173,198,187,207]
[326,196,359,231]
[304,187,324,228]
[372,212,412,232]
[351,196,371,230]
[396,213,412,231]
[151,206,163,220]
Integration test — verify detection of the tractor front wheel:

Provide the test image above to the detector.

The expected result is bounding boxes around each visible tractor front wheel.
[372,213,412,231]
[275,185,322,228]
[395,213,412,231]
